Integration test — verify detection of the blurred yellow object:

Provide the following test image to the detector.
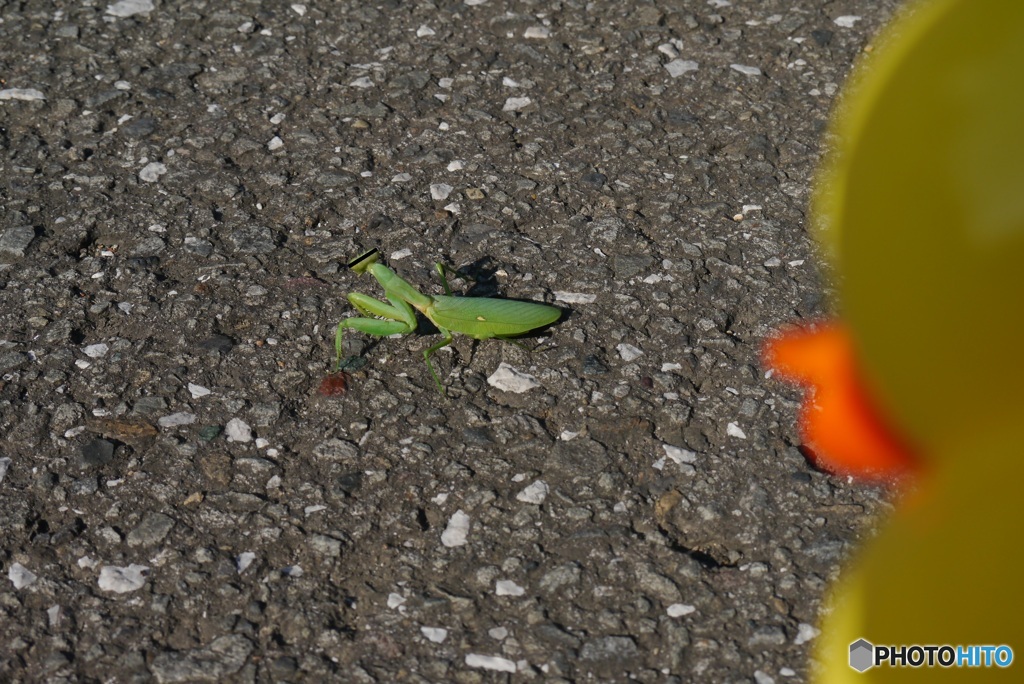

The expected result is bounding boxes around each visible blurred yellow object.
[796,0,1024,679]
[818,0,1024,454]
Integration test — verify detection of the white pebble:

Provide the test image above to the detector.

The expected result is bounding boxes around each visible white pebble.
[487,363,540,393]
[667,603,696,617]
[657,43,679,59]
[661,362,682,372]
[105,0,153,18]
[464,0,488,5]
[47,605,61,627]
[616,343,644,361]
[465,654,516,673]
[0,88,46,101]
[268,136,284,151]
[387,592,406,609]
[392,172,412,183]
[524,26,550,39]
[441,510,470,547]
[502,96,532,112]
[158,412,196,428]
[834,15,862,28]
[390,248,413,260]
[8,563,37,589]
[754,671,775,684]
[794,622,821,645]
[236,552,256,573]
[83,343,109,358]
[554,291,596,304]
[225,418,253,442]
[187,383,211,398]
[558,430,579,441]
[495,579,525,596]
[138,161,167,182]
[727,422,747,439]
[516,480,549,505]
[447,160,464,171]
[731,64,762,76]
[489,626,509,640]
[664,60,699,78]
[349,77,374,89]
[663,444,696,464]
[98,564,149,593]
[421,627,448,643]
[0,457,10,485]
[416,25,436,37]
[430,183,453,200]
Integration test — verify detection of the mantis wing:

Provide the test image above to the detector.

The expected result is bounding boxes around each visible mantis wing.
[428,296,560,339]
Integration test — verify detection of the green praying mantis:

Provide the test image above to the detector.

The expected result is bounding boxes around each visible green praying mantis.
[335,248,562,393]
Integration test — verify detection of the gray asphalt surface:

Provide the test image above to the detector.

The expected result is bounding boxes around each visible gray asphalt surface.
[1,1,900,681]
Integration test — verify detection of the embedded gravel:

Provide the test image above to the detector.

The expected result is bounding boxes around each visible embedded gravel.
[1,1,900,682]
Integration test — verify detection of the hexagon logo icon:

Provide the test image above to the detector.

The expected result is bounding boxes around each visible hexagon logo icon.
[849,639,875,672]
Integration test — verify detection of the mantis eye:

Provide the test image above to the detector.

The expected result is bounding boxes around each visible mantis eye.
[348,248,381,272]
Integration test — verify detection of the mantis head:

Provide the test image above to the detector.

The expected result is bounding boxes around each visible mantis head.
[348,248,381,274]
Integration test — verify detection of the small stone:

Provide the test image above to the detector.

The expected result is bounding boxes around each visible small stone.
[130,236,165,257]
[81,439,116,467]
[309,534,342,557]
[8,562,37,589]
[313,438,359,461]
[267,136,284,151]
[236,552,256,573]
[616,343,644,362]
[662,444,696,464]
[495,580,525,596]
[421,627,447,643]
[387,592,406,609]
[664,60,699,77]
[727,422,747,439]
[224,418,252,443]
[465,654,516,673]
[158,413,196,428]
[98,564,149,593]
[430,183,453,200]
[794,622,820,645]
[127,512,175,547]
[106,0,154,17]
[291,4,307,16]
[489,626,508,640]
[0,225,36,257]
[188,383,211,398]
[580,172,607,189]
[730,64,762,76]
[465,187,485,200]
[83,343,109,358]
[392,172,412,183]
[755,671,775,684]
[0,457,10,485]
[441,509,470,547]
[487,363,540,393]
[416,25,435,37]
[554,291,597,305]
[834,15,862,28]
[524,26,550,39]
[667,603,696,617]
[502,96,532,112]
[516,480,549,505]
[349,77,374,89]
[0,88,45,101]
[139,162,167,182]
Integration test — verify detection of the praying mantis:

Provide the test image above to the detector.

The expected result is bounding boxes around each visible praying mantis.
[335,248,562,393]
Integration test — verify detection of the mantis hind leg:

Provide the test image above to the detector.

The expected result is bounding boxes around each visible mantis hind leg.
[423,328,455,394]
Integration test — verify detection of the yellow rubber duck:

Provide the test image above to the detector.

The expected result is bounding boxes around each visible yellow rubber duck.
[765,0,1024,680]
